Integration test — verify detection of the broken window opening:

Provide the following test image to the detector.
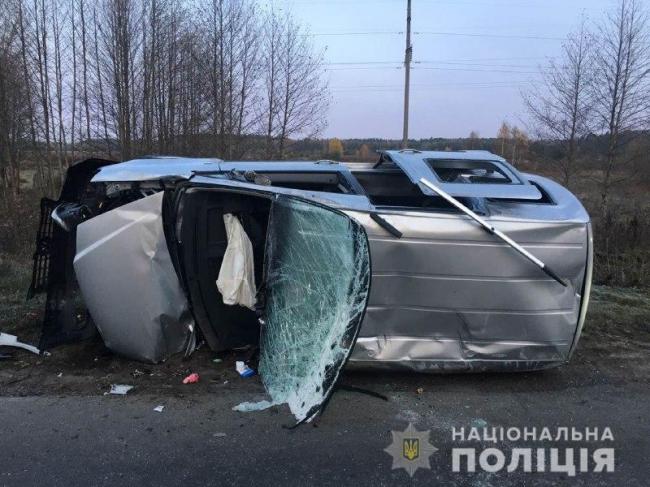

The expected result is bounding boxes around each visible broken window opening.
[426,159,514,184]
[178,190,271,352]
[351,168,470,211]
[256,171,353,194]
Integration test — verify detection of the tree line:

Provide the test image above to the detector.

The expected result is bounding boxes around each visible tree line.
[0,0,328,198]
[523,0,650,217]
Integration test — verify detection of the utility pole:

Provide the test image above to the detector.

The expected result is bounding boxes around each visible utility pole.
[401,0,412,149]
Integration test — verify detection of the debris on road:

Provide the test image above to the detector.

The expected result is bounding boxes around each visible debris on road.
[107,384,134,395]
[472,418,488,428]
[153,405,165,412]
[0,333,40,355]
[182,373,200,384]
[235,361,255,377]
[233,400,275,412]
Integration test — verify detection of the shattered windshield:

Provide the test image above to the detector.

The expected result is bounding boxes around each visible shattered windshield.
[255,196,370,423]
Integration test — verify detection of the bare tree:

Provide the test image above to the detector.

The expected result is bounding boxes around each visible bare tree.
[33,0,55,188]
[261,8,282,158]
[17,0,43,189]
[496,121,511,156]
[174,23,205,154]
[78,0,91,142]
[510,126,529,166]
[51,0,67,179]
[523,21,594,188]
[467,130,479,149]
[99,0,144,160]
[591,0,650,215]
[0,0,332,199]
[92,4,111,155]
[202,0,227,156]
[0,1,29,198]
[70,0,78,161]
[273,14,328,158]
[230,1,261,158]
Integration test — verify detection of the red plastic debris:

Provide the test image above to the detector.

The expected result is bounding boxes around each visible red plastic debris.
[182,372,200,384]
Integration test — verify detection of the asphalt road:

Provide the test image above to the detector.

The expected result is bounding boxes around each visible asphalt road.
[1,358,648,486]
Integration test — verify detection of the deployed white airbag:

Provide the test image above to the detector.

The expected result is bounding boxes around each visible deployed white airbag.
[216,213,257,310]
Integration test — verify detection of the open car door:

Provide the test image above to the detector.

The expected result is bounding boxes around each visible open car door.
[257,195,371,423]
[178,180,371,424]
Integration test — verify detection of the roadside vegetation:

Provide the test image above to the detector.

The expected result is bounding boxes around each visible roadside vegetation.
[585,287,650,353]
[0,0,648,348]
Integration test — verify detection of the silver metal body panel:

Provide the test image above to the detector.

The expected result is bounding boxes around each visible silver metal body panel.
[345,207,590,371]
[92,156,222,182]
[93,158,352,183]
[74,192,193,363]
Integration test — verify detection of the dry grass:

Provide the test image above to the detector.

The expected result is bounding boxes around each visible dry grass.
[0,255,43,341]
[586,286,650,337]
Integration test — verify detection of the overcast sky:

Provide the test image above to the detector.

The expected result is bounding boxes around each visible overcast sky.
[273,0,617,139]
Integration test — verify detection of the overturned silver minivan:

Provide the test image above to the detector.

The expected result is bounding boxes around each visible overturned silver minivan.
[29,150,591,418]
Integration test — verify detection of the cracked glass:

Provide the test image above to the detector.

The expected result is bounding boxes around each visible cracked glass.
[255,196,370,423]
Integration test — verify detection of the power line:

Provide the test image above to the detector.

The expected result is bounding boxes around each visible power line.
[324,61,402,65]
[331,80,531,88]
[324,65,545,74]
[306,30,564,41]
[413,66,545,74]
[331,85,524,92]
[324,66,403,71]
[332,80,531,89]
[418,61,541,68]
[331,85,526,93]
[307,31,403,37]
[415,31,563,40]
[324,56,554,66]
[437,56,553,61]
[324,60,543,68]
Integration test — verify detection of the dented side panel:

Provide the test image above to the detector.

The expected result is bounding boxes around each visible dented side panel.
[73,192,193,363]
[346,209,590,371]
